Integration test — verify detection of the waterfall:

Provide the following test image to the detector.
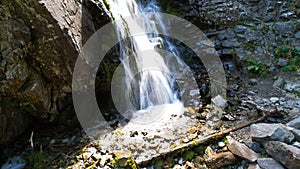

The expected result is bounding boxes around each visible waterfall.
[102,0,184,111]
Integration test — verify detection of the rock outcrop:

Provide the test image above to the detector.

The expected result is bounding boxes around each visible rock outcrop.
[159,0,300,59]
[0,0,109,144]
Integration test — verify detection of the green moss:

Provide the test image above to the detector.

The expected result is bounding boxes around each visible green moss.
[184,151,195,160]
[196,145,205,154]
[154,159,164,168]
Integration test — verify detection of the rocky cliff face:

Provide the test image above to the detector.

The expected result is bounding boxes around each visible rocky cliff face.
[160,0,300,59]
[0,0,108,144]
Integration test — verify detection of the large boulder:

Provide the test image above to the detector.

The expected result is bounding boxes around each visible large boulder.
[0,0,109,144]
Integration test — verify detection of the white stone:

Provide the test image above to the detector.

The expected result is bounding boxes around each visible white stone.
[189,90,200,97]
[212,95,227,109]
[269,97,279,103]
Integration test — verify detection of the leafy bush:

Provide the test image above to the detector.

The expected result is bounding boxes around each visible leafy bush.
[244,57,269,77]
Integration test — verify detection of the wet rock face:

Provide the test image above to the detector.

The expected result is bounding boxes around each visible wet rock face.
[0,0,109,144]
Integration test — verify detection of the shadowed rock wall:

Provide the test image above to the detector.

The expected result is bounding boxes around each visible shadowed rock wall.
[0,0,108,144]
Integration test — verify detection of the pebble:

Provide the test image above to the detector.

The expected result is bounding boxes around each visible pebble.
[218,142,226,148]
[50,139,56,144]
[249,79,258,85]
[248,164,260,169]
[190,90,200,97]
[277,58,288,67]
[173,164,183,169]
[269,97,279,103]
[178,158,183,165]
[224,114,235,121]
[248,91,256,95]
[212,95,227,109]
[62,138,70,143]
[292,142,300,149]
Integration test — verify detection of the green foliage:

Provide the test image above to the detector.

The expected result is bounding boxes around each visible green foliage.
[242,43,256,51]
[274,46,300,72]
[249,26,257,31]
[154,159,164,168]
[292,90,300,98]
[196,145,205,154]
[243,57,269,77]
[274,45,290,58]
[184,151,195,160]
[259,152,268,158]
[222,136,227,144]
[29,149,47,169]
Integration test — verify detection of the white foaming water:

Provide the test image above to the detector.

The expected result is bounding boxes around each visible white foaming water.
[102,0,184,113]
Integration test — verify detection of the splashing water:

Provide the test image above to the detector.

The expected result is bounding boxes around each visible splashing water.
[102,0,184,111]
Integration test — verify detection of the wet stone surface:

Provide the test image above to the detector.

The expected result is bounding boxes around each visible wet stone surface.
[95,105,202,163]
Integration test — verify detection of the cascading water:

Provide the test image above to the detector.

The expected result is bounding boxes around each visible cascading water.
[101,0,185,115]
[73,0,224,162]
